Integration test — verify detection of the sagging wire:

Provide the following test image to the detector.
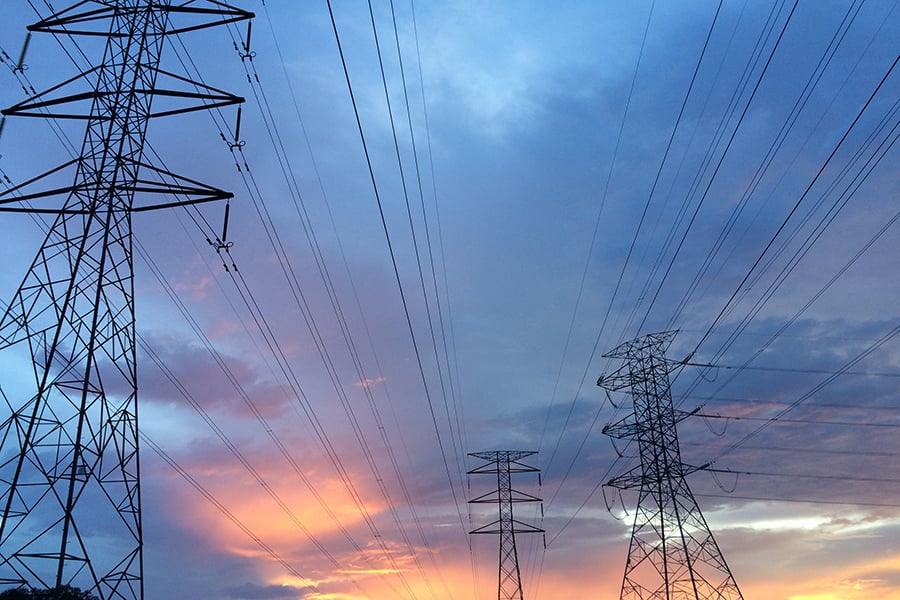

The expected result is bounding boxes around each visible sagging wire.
[609,436,633,459]
[710,468,741,494]
[601,485,630,523]
[701,411,729,436]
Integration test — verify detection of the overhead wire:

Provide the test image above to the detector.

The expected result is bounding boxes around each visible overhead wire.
[140,432,323,592]
[685,363,900,379]
[694,98,898,349]
[359,6,468,589]
[714,107,897,338]
[165,11,456,596]
[684,395,899,416]
[225,52,435,600]
[172,17,420,593]
[135,313,373,590]
[169,6,467,595]
[696,412,900,430]
[384,0,468,502]
[540,1,900,552]
[630,0,799,339]
[169,30,460,596]
[325,0,471,562]
[674,190,900,417]
[695,493,900,509]
[401,1,477,593]
[255,5,429,520]
[382,1,466,594]
[670,65,899,428]
[538,0,724,533]
[685,53,898,368]
[657,0,872,331]
[686,75,900,436]
[618,0,754,337]
[161,205,425,599]
[7,5,426,596]
[539,0,658,488]
[702,321,900,467]
[684,441,900,460]
[365,0,468,530]
[258,9,445,584]
[407,0,468,473]
[542,0,784,511]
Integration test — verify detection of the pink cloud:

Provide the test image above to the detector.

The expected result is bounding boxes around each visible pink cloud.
[173,273,215,301]
[353,377,386,389]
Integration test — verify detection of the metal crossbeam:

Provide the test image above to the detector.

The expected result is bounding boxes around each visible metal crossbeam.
[469,450,544,600]
[597,332,743,600]
[0,2,251,598]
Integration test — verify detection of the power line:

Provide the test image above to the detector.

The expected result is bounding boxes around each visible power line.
[724,470,900,486]
[139,432,323,592]
[655,0,868,333]
[326,0,470,555]
[684,441,899,460]
[696,413,900,430]
[13,7,435,593]
[695,493,900,510]
[689,53,898,358]
[539,0,724,535]
[686,362,900,379]
[541,0,659,489]
[705,320,900,466]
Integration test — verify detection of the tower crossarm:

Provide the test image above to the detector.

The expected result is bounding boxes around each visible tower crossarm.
[29,1,254,37]
[601,415,638,440]
[595,331,744,600]
[0,2,252,598]
[468,450,544,600]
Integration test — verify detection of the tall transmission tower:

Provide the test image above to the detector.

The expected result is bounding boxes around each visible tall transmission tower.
[0,2,252,598]
[468,450,544,600]
[596,331,743,600]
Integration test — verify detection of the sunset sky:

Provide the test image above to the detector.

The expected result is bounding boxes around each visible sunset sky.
[0,1,898,599]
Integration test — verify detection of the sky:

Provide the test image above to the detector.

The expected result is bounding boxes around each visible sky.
[0,1,899,599]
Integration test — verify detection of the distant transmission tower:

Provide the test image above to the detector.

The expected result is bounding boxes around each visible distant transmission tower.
[468,450,544,600]
[596,331,743,600]
[0,2,251,598]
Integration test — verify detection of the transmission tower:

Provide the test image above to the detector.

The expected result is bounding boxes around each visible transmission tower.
[468,450,544,600]
[0,2,252,598]
[596,331,743,600]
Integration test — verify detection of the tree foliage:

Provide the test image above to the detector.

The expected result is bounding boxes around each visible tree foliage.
[0,586,98,600]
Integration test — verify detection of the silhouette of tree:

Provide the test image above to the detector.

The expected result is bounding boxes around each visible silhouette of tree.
[0,586,98,600]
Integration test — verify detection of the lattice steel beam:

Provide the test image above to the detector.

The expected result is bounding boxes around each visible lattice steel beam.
[469,450,544,600]
[0,2,252,598]
[597,332,743,600]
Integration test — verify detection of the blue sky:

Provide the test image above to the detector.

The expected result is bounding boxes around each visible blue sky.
[1,1,899,599]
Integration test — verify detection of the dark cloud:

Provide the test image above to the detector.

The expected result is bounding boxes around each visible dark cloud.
[137,330,294,421]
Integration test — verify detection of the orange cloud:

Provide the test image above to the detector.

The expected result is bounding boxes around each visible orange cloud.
[776,551,900,600]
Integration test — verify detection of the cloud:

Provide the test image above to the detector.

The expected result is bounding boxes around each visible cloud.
[416,3,626,139]
[352,376,386,388]
[223,582,316,600]
[137,330,293,421]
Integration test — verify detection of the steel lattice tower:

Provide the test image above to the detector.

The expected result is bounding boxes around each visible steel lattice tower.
[0,2,252,598]
[469,451,544,600]
[596,331,743,600]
